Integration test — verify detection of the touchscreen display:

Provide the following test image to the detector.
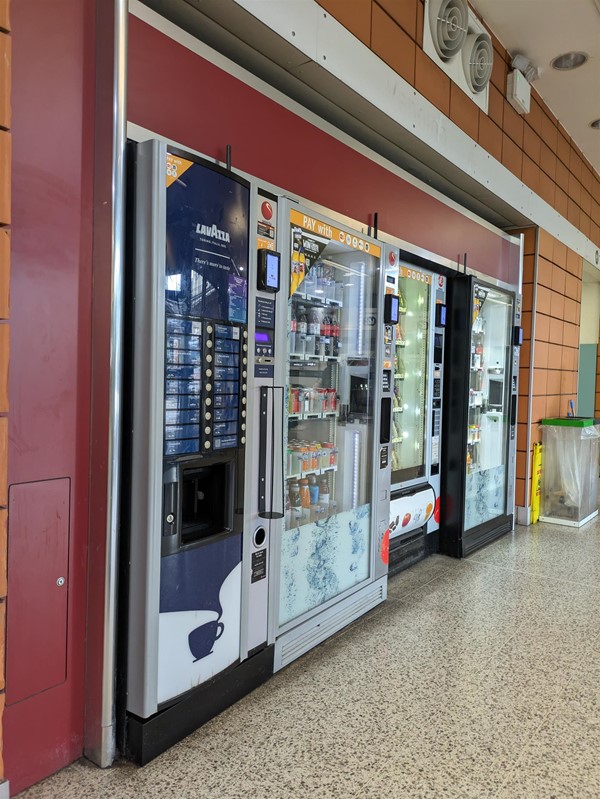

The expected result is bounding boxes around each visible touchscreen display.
[266,252,279,290]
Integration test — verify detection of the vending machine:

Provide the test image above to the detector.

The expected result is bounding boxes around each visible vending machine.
[382,247,447,559]
[265,203,392,671]
[124,141,273,764]
[440,275,521,556]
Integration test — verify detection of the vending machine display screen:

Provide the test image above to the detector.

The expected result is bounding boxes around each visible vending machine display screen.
[165,155,249,324]
[257,249,280,292]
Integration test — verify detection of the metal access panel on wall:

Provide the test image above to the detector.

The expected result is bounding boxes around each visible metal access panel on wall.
[6,479,70,705]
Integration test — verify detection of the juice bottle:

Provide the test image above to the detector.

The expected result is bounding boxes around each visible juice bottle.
[299,478,310,509]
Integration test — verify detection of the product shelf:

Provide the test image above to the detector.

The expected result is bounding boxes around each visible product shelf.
[293,291,343,309]
[288,411,339,422]
[286,464,339,481]
[289,353,341,364]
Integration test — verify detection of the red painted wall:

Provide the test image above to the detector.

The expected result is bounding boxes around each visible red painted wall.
[128,16,520,285]
[5,0,94,792]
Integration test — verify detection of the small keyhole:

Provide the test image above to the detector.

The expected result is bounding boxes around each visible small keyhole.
[56,577,65,587]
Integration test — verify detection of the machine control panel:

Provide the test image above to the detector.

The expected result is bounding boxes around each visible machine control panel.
[164,319,247,455]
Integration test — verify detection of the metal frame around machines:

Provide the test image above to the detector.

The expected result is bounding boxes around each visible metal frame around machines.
[440,270,521,557]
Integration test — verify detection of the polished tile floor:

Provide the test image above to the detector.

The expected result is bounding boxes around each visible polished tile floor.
[20,518,600,798]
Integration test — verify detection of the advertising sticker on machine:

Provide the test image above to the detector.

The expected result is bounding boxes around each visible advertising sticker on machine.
[398,265,433,284]
[165,151,249,325]
[288,208,380,296]
[257,194,277,252]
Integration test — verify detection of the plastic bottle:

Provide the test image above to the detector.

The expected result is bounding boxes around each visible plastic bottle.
[318,476,330,507]
[289,479,302,525]
[308,473,319,505]
[323,314,332,356]
[297,306,307,336]
[299,478,310,506]
[309,308,320,336]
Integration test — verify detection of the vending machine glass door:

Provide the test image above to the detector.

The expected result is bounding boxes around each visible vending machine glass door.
[278,208,380,628]
[391,268,431,486]
[464,284,513,530]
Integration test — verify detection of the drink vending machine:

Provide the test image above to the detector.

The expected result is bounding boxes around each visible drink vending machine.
[440,275,521,556]
[265,203,393,671]
[382,247,447,555]
[124,141,273,764]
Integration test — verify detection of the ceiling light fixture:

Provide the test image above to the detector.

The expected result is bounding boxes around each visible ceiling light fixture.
[551,51,588,70]
[590,119,600,129]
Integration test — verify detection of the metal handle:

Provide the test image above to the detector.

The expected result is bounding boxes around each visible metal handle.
[258,386,285,520]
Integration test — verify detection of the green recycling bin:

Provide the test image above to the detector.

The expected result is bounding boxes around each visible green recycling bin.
[540,418,600,527]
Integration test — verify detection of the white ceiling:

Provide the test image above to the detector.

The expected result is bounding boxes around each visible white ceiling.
[470,0,600,176]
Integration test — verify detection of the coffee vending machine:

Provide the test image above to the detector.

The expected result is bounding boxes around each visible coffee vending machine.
[124,141,273,764]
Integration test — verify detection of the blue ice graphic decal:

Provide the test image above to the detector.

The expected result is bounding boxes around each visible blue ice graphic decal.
[160,535,242,662]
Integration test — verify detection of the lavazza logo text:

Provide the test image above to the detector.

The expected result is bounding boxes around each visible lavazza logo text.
[196,223,231,243]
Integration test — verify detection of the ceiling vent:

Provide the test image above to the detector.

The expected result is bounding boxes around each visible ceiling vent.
[424,0,492,113]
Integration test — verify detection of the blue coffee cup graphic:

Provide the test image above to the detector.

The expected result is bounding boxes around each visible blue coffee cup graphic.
[188,619,225,661]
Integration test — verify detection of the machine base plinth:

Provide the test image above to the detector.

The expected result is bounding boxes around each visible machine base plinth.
[125,645,274,765]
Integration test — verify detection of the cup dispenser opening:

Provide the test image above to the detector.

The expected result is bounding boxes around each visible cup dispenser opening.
[180,463,233,545]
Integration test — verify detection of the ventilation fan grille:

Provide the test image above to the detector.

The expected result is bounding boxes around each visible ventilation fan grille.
[463,32,493,93]
[423,0,492,113]
[429,0,469,61]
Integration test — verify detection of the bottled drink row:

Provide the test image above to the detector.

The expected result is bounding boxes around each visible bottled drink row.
[288,387,338,416]
[285,472,337,528]
[287,440,339,476]
[290,303,341,358]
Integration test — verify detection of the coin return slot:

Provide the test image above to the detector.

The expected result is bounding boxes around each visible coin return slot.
[253,527,266,547]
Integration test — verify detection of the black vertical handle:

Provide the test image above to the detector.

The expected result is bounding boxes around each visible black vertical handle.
[258,386,285,520]
[510,394,517,426]
[380,397,391,444]
[258,387,268,517]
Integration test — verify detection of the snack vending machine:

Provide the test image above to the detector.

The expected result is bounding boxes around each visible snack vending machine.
[383,248,447,546]
[267,203,392,670]
[124,141,272,763]
[441,275,521,556]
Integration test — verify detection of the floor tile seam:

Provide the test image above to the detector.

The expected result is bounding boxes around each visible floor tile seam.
[385,567,455,604]
[461,557,600,590]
